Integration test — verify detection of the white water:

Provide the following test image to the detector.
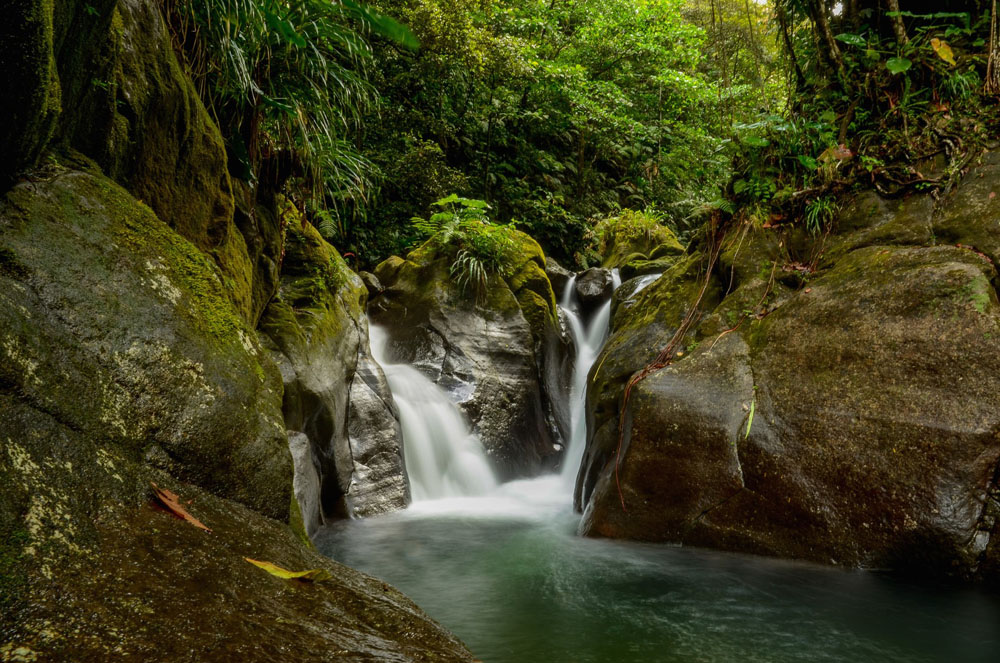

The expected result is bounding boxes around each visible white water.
[369,326,497,501]
[557,269,621,490]
[369,268,620,513]
[368,269,621,516]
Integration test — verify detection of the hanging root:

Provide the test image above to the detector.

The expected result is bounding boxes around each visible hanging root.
[612,220,725,511]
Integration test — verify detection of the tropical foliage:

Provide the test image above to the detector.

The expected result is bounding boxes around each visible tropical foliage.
[159,1,1000,269]
[728,1,1000,233]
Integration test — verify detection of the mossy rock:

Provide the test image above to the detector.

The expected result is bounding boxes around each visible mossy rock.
[649,241,686,260]
[718,227,787,288]
[576,252,721,509]
[506,258,559,345]
[0,169,290,517]
[0,167,465,659]
[821,190,935,266]
[581,241,1000,583]
[0,0,61,187]
[260,214,409,523]
[619,254,683,281]
[0,419,471,661]
[598,211,684,269]
[371,231,564,479]
[933,150,1000,265]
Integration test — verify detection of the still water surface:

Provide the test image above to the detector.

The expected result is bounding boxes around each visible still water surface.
[316,478,1000,663]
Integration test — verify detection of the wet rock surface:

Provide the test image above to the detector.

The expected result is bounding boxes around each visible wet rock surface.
[578,169,1000,585]
[260,220,409,525]
[574,267,614,315]
[0,168,471,660]
[371,234,568,479]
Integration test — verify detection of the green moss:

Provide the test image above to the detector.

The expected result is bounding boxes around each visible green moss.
[596,210,683,269]
[0,0,61,186]
[288,493,315,550]
[112,199,245,344]
[960,275,994,314]
[506,260,558,326]
[614,253,713,335]
[0,247,30,280]
[0,524,29,617]
[515,289,553,344]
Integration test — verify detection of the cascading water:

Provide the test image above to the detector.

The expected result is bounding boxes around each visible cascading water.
[318,271,1000,663]
[369,325,497,501]
[557,270,621,490]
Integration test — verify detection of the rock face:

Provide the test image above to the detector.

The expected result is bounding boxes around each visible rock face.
[3,0,258,322]
[260,220,410,528]
[0,1,474,658]
[371,234,570,479]
[0,170,291,518]
[578,166,1000,585]
[545,257,574,298]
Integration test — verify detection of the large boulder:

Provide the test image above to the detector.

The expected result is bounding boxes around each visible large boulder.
[0,167,472,661]
[1,0,256,322]
[105,0,253,320]
[545,256,574,299]
[371,232,570,479]
[260,219,410,528]
[0,168,290,517]
[578,177,1000,585]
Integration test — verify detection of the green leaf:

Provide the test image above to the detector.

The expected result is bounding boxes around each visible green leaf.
[797,155,819,171]
[458,198,489,209]
[245,558,332,582]
[930,38,956,66]
[432,194,461,206]
[744,399,755,439]
[835,33,866,47]
[341,0,420,50]
[743,136,770,148]
[886,57,912,74]
[263,8,307,48]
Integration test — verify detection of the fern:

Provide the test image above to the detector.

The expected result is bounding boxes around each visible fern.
[412,195,518,304]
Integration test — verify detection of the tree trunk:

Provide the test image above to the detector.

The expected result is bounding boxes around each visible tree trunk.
[885,0,909,45]
[988,0,1000,94]
[810,0,847,84]
[778,7,807,92]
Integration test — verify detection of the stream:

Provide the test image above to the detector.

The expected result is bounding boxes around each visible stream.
[318,274,1000,663]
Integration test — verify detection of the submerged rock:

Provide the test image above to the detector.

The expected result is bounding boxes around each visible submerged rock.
[371,233,569,479]
[578,171,1000,585]
[260,220,409,526]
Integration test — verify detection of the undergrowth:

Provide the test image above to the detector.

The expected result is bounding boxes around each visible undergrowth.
[412,194,519,301]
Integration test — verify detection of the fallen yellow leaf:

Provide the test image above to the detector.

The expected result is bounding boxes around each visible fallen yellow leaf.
[245,558,331,582]
[931,38,956,66]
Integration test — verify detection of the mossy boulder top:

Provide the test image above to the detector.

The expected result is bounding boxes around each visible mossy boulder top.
[597,214,685,271]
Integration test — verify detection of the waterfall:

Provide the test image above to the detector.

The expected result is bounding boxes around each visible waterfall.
[369,326,498,501]
[558,269,621,489]
[368,267,628,510]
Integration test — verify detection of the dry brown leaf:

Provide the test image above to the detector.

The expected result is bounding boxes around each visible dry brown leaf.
[151,482,212,532]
